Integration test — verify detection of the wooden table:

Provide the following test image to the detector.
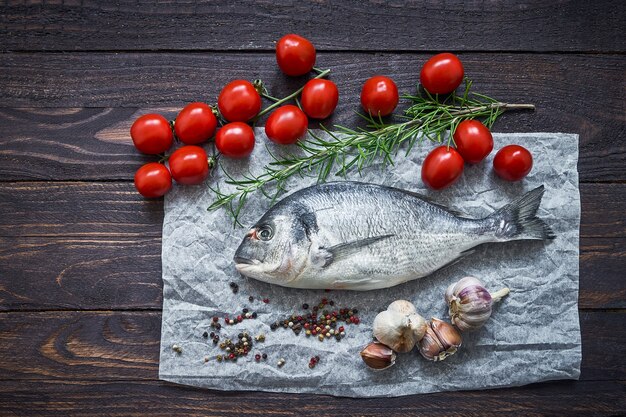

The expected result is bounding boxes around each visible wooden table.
[1,1,624,415]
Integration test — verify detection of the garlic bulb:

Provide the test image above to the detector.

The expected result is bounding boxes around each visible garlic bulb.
[445,277,510,331]
[418,318,462,361]
[360,341,397,370]
[373,300,427,353]
[387,299,417,315]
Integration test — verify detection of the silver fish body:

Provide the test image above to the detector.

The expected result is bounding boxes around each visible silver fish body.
[234,181,554,291]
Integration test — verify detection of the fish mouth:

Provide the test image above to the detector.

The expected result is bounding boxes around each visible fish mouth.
[234,256,261,273]
[234,256,255,265]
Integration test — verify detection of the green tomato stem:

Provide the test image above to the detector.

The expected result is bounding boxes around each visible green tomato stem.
[254,68,331,121]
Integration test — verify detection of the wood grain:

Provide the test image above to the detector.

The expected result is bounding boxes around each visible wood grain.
[0,237,162,311]
[0,380,624,417]
[0,236,623,311]
[0,311,623,382]
[0,182,622,238]
[1,1,623,52]
[0,53,623,181]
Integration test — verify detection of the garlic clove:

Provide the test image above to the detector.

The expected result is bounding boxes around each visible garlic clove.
[360,341,397,370]
[373,310,419,353]
[418,318,462,361]
[407,313,427,342]
[387,300,417,315]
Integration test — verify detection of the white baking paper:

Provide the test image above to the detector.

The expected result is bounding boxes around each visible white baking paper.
[159,131,581,397]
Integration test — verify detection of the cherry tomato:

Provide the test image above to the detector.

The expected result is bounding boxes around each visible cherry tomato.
[360,76,399,117]
[134,162,172,198]
[421,146,464,190]
[493,145,533,181]
[130,114,173,154]
[168,146,210,185]
[276,34,316,76]
[453,120,494,164]
[216,122,255,159]
[217,80,262,122]
[265,105,308,145]
[300,79,339,119]
[174,102,217,145]
[420,53,464,95]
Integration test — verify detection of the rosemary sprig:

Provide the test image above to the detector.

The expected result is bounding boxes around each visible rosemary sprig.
[209,78,534,225]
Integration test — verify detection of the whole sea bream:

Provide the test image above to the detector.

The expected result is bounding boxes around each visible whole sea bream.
[234,181,554,291]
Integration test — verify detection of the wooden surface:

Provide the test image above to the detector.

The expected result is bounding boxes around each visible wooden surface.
[0,1,624,415]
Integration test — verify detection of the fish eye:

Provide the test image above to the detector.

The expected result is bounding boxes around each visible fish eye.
[257,225,274,241]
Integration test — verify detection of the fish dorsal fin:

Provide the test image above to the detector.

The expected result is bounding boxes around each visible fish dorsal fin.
[400,189,470,219]
[312,234,394,268]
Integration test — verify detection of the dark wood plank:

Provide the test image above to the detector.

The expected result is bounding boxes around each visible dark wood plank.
[0,380,624,417]
[1,1,624,52]
[0,237,162,311]
[0,311,623,381]
[0,182,622,238]
[0,236,623,311]
[0,182,163,237]
[0,53,623,181]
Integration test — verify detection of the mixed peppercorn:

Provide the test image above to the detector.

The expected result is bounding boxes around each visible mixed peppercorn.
[189,296,360,369]
[270,298,360,342]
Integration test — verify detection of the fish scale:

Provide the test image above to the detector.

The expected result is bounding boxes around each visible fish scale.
[234,181,554,291]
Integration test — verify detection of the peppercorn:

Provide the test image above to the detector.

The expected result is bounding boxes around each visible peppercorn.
[217,355,223,362]
[202,331,208,338]
[229,282,236,288]
[262,353,267,360]
[302,303,309,310]
[263,298,270,304]
[172,344,182,353]
[248,296,254,302]
[270,323,278,331]
[212,316,219,323]
[252,312,258,319]
[255,354,261,361]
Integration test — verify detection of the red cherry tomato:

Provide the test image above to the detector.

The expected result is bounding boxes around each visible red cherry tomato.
[360,76,399,117]
[134,162,172,198]
[493,145,533,181]
[130,114,173,154]
[301,79,339,119]
[174,102,217,145]
[420,53,465,95]
[453,120,494,164]
[217,80,262,122]
[168,146,210,185]
[216,122,256,159]
[276,34,316,76]
[422,146,465,190]
[265,105,309,145]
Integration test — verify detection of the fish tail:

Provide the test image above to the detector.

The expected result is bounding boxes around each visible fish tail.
[488,185,556,241]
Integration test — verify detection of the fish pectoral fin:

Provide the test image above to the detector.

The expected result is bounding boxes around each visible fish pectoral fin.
[313,234,394,268]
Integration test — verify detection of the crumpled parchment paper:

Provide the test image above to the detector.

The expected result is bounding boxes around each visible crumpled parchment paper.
[158,130,581,397]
